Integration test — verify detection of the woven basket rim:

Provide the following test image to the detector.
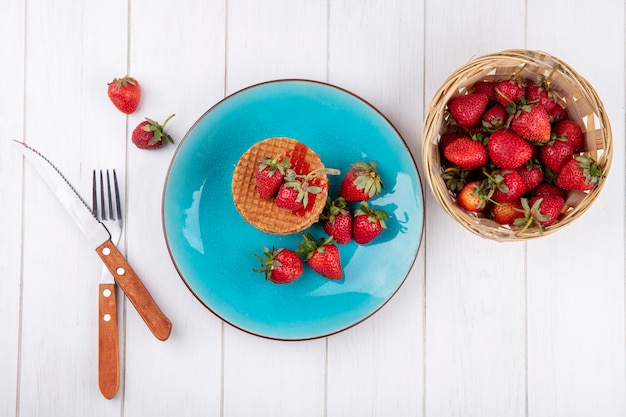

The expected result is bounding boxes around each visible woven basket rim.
[421,49,612,241]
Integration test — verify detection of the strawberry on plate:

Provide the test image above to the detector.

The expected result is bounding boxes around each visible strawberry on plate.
[131,114,175,150]
[320,197,353,244]
[256,155,291,200]
[107,75,141,114]
[253,247,303,284]
[296,233,343,280]
[338,161,384,202]
[352,201,389,244]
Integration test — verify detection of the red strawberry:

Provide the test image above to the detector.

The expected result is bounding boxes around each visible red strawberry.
[552,119,584,152]
[107,75,141,114]
[320,197,353,244]
[495,79,526,108]
[253,247,303,284]
[514,196,564,234]
[547,103,567,123]
[275,176,318,211]
[296,234,343,280]
[486,170,526,203]
[487,129,533,169]
[256,156,291,200]
[338,161,384,202]
[456,180,490,212]
[539,138,573,173]
[516,159,544,192]
[481,105,508,132]
[131,114,175,150]
[491,199,525,225]
[447,93,489,128]
[473,81,497,105]
[511,103,551,143]
[439,132,465,154]
[533,182,566,199]
[556,155,602,190]
[443,136,488,170]
[525,82,557,112]
[527,196,565,226]
[352,202,390,244]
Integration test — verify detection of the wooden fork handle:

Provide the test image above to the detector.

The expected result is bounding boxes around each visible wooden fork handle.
[98,283,119,399]
[96,240,172,341]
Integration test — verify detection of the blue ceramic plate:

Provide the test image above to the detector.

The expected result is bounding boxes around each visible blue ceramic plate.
[163,80,423,340]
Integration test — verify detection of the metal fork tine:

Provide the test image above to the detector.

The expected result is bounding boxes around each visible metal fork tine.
[92,170,98,217]
[112,170,122,221]
[106,170,114,221]
[99,170,106,220]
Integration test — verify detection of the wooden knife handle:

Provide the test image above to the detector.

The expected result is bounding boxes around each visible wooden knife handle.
[96,240,172,341]
[98,283,119,400]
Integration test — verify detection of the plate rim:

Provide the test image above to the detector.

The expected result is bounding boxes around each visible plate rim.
[161,78,425,341]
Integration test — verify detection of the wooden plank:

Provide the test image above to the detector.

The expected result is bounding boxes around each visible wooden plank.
[17,0,127,414]
[422,1,527,416]
[525,1,626,415]
[122,1,226,416]
[222,1,328,416]
[0,1,25,415]
[325,1,424,416]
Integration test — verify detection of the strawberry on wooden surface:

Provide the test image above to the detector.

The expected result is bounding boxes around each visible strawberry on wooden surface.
[352,201,389,245]
[131,114,175,150]
[296,233,343,280]
[256,156,291,200]
[320,197,353,244]
[107,75,141,114]
[253,247,303,284]
[338,161,384,202]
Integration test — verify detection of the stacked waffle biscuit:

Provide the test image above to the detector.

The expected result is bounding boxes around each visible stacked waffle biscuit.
[232,137,329,235]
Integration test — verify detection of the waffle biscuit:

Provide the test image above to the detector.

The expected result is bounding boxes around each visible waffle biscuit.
[232,137,329,235]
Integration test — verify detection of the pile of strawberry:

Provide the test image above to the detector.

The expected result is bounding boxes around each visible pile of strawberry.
[254,160,390,284]
[439,70,603,235]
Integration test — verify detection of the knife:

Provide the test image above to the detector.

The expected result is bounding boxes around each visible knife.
[14,140,172,341]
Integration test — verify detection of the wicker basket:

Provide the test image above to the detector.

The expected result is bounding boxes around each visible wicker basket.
[422,49,612,241]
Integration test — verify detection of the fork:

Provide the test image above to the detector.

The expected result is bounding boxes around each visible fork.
[92,169,121,400]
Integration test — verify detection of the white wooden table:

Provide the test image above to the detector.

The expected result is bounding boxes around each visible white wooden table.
[2,1,624,416]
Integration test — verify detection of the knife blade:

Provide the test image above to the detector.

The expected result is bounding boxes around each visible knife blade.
[14,140,172,341]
